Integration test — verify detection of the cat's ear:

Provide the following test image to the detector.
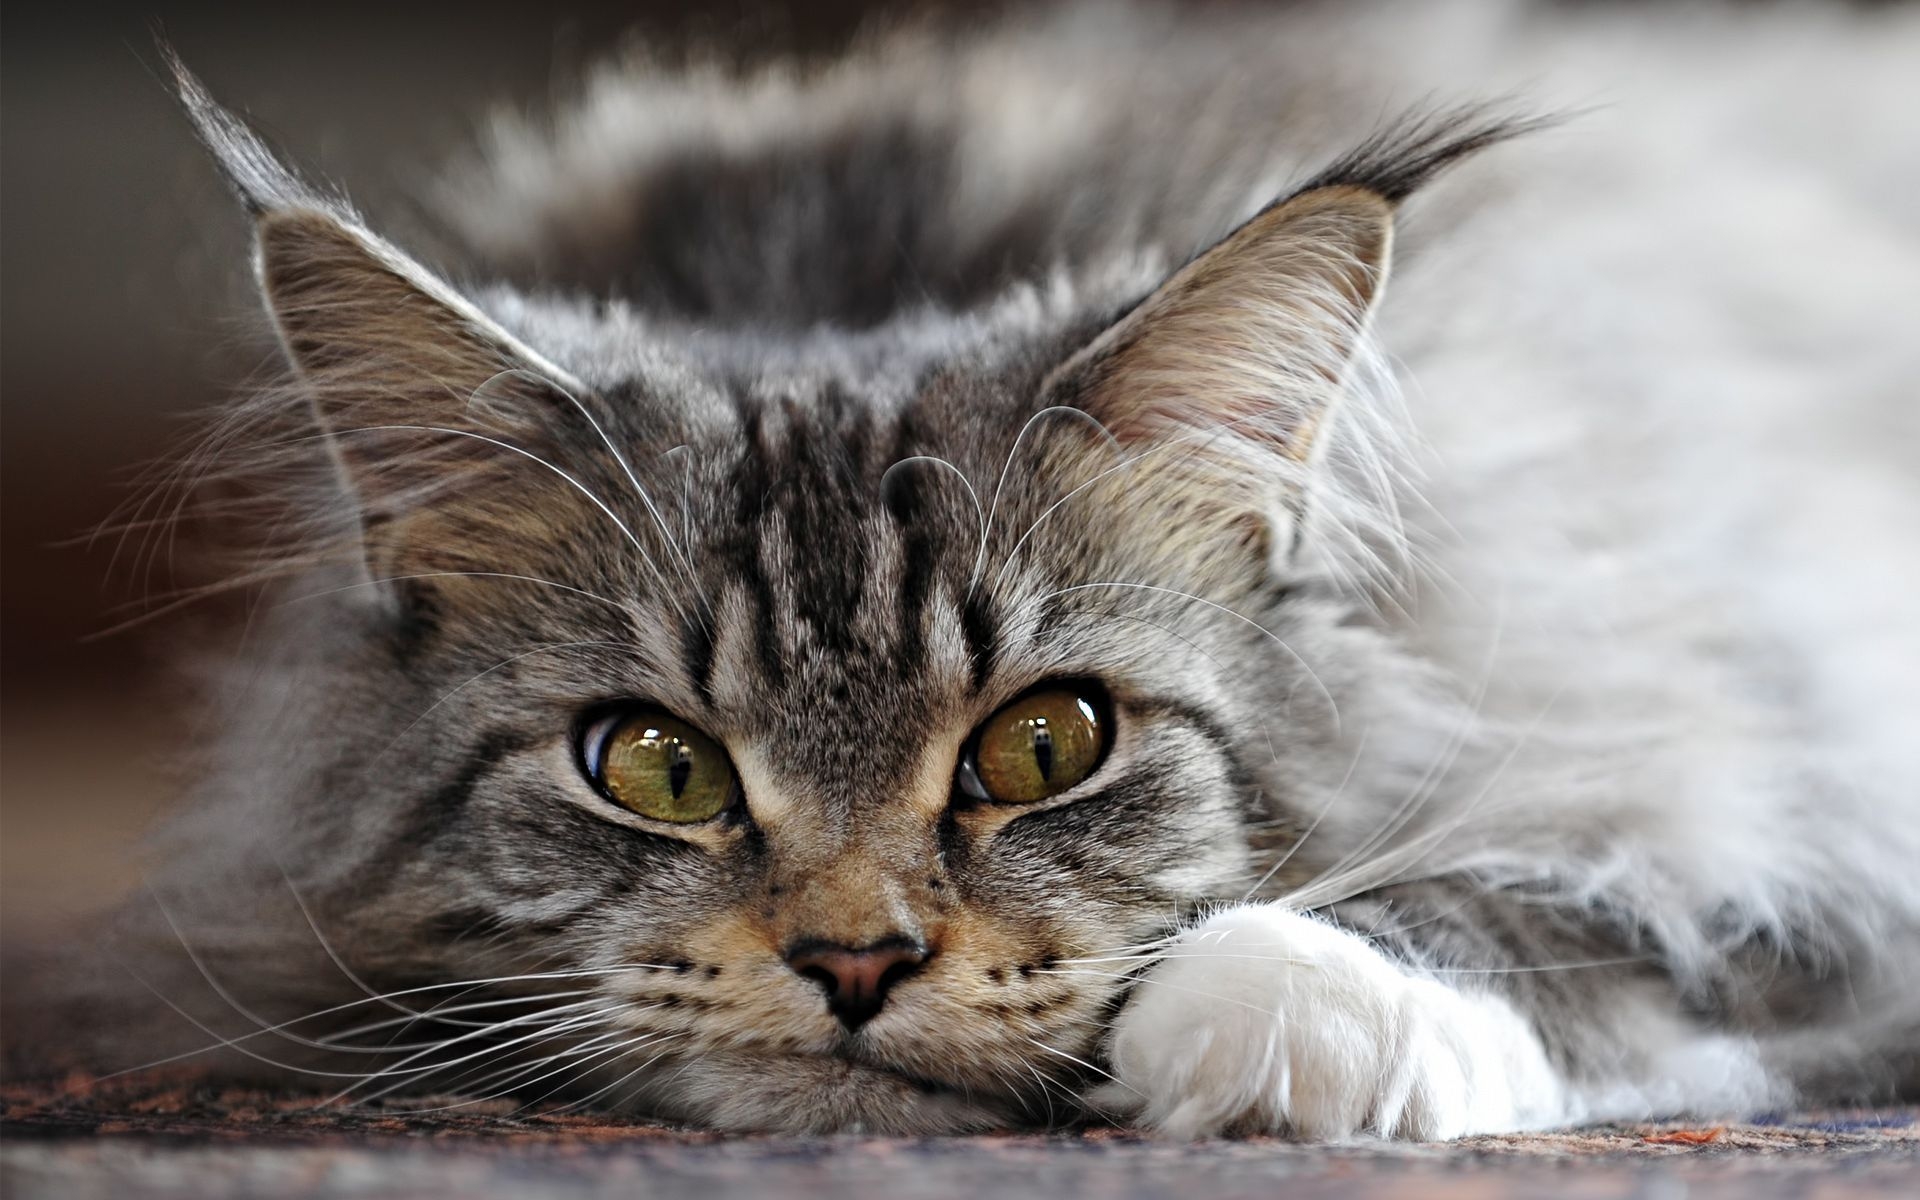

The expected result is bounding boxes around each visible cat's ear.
[1063,184,1391,458]
[250,207,584,475]
[1044,184,1392,568]
[168,50,586,529]
[1046,115,1531,570]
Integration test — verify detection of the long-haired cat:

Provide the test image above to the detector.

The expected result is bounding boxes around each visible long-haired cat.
[17,0,1919,1137]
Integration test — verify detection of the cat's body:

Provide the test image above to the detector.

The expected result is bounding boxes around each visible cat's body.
[24,1,1919,1137]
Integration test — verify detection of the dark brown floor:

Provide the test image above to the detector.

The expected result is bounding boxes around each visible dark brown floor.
[3,1075,1915,1200]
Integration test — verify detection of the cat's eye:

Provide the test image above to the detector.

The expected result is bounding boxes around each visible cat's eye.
[580,707,736,823]
[958,684,1111,805]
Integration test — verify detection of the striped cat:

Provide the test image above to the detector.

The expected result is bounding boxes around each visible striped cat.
[30,1,1919,1137]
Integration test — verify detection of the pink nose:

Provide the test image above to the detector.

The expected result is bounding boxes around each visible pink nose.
[785,938,930,1030]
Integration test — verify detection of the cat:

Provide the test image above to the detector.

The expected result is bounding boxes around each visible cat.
[18,0,1920,1138]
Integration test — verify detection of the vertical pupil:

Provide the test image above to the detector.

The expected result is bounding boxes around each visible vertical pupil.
[1031,719,1054,781]
[668,740,693,799]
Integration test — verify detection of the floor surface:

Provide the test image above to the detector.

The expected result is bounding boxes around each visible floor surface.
[4,1075,1915,1199]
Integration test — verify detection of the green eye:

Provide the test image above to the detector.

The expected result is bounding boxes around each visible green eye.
[582,708,735,823]
[961,685,1111,805]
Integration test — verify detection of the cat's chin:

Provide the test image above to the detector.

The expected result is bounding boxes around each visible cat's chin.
[617,1049,1019,1135]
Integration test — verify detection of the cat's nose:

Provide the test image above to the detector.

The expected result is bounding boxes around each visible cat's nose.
[784,937,930,1030]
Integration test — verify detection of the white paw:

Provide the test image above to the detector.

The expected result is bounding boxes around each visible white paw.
[1101,903,1565,1140]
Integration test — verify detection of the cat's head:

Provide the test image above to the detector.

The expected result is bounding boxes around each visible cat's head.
[154,59,1508,1132]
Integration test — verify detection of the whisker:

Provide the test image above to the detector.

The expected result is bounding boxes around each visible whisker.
[1047,950,1315,969]
[411,1023,650,1107]
[1283,607,1510,904]
[1022,1036,1143,1099]
[541,1035,686,1115]
[281,571,630,614]
[881,454,984,558]
[1282,682,1567,913]
[319,991,600,1047]
[988,398,1338,599]
[331,1004,628,1105]
[1240,728,1372,902]
[272,859,448,1029]
[970,404,1122,600]
[1423,955,1653,976]
[509,1029,687,1114]
[90,963,676,1086]
[141,883,443,1060]
[483,1030,665,1107]
[479,369,711,623]
[1034,580,1340,726]
[1036,967,1280,1018]
[304,424,648,558]
[115,959,420,1082]
[375,639,636,760]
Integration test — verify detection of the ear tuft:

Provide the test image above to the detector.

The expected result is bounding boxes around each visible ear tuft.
[160,41,337,220]
[1044,109,1548,574]
[163,49,589,545]
[1292,104,1554,204]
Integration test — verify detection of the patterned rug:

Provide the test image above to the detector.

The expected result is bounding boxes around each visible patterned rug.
[4,1071,1916,1199]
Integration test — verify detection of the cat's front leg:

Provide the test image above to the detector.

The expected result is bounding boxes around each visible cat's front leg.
[1100,903,1572,1139]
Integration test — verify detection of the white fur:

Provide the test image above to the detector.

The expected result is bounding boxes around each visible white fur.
[1101,904,1787,1139]
[1101,904,1569,1138]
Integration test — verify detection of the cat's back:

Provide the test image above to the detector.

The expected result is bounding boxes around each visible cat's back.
[439,1,1917,359]
[439,3,1387,329]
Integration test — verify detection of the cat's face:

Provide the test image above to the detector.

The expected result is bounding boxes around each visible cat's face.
[319,324,1334,1132]
[174,81,1400,1130]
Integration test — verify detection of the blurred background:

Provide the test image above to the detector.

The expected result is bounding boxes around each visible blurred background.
[0,0,968,941]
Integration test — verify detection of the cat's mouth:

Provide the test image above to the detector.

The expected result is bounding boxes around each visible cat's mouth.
[809,1040,992,1102]
[836,1056,973,1099]
[822,1039,1101,1130]
[642,1046,1027,1134]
